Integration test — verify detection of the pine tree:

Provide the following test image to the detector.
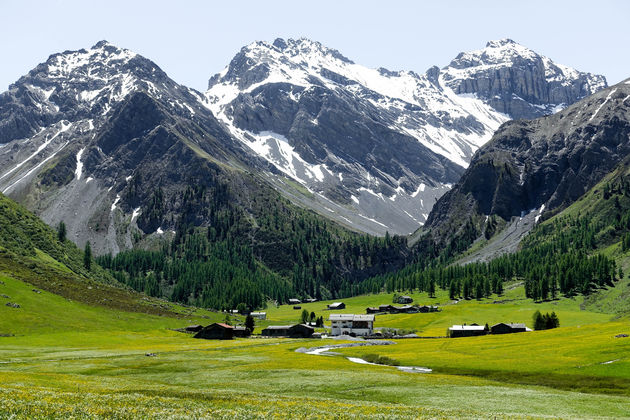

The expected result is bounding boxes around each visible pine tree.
[83,241,92,271]
[300,309,309,324]
[533,310,545,331]
[245,314,255,333]
[57,221,67,243]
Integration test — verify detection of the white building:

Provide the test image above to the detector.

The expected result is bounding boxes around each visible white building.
[250,312,266,320]
[329,314,374,336]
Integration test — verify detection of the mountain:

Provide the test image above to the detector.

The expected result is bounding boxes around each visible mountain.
[0,39,607,255]
[441,39,606,119]
[0,41,410,306]
[204,38,606,235]
[424,78,630,261]
[0,40,266,255]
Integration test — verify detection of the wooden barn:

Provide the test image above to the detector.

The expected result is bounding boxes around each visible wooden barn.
[261,324,314,338]
[397,295,413,304]
[327,302,346,310]
[288,299,302,305]
[233,326,251,337]
[194,323,234,340]
[447,325,487,338]
[490,323,528,334]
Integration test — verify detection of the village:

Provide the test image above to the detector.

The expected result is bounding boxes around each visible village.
[184,295,534,340]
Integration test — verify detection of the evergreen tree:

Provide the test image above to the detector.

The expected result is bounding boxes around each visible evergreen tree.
[83,241,92,271]
[57,221,67,243]
[245,314,255,333]
[533,310,545,331]
[300,309,309,324]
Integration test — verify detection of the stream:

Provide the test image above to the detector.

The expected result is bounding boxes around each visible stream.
[296,341,432,373]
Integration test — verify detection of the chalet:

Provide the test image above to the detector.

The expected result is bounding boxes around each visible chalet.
[327,302,346,310]
[329,314,374,336]
[447,325,487,338]
[397,295,413,304]
[194,323,234,340]
[288,299,302,305]
[379,304,394,312]
[418,305,439,313]
[490,323,528,334]
[305,298,318,303]
[233,326,251,337]
[261,324,314,338]
[366,307,380,314]
[250,312,266,320]
[397,305,419,314]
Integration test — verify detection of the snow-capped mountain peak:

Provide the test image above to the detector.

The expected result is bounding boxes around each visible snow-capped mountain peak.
[204,38,607,236]
[442,39,607,118]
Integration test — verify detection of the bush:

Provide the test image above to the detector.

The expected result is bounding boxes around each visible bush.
[362,354,400,366]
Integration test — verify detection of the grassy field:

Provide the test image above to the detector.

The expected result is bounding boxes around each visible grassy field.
[255,284,613,336]
[2,269,630,419]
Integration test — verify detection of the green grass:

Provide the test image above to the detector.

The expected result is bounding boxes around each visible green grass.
[259,286,612,336]
[2,267,630,418]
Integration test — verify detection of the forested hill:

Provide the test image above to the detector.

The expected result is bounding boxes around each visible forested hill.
[360,157,630,308]
[0,192,192,316]
[97,179,410,310]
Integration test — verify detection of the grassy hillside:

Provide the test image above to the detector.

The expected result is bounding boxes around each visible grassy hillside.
[0,192,221,319]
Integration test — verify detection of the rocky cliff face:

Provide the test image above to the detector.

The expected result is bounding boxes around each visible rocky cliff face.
[425,78,630,255]
[441,39,606,119]
[205,38,606,235]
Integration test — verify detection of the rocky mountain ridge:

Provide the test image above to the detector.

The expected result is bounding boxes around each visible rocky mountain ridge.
[205,38,606,234]
[425,78,630,260]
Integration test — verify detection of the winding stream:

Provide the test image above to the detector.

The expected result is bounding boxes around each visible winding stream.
[297,342,432,373]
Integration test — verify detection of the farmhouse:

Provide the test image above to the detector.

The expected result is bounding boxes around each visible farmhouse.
[288,299,301,305]
[397,295,413,304]
[418,305,439,313]
[194,323,234,340]
[366,307,380,314]
[327,302,346,310]
[490,323,529,334]
[250,312,266,320]
[447,325,487,338]
[261,324,314,338]
[329,314,374,336]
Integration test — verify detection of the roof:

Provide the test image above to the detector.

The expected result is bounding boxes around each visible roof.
[214,323,234,329]
[263,325,292,330]
[449,325,486,331]
[400,295,412,299]
[251,312,266,315]
[232,326,247,331]
[329,314,375,321]
[492,323,526,329]
[328,302,345,307]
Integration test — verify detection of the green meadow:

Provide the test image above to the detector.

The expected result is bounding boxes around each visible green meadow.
[2,269,630,419]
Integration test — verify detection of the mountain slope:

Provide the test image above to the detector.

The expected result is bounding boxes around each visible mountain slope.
[0,41,274,255]
[424,78,630,260]
[204,38,606,235]
[0,191,203,317]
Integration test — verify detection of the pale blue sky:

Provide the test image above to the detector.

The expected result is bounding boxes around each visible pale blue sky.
[1,0,629,92]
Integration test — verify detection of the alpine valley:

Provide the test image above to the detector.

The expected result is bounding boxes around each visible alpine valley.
[3,31,630,420]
